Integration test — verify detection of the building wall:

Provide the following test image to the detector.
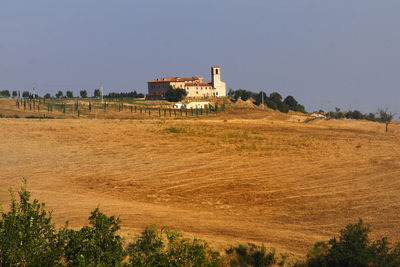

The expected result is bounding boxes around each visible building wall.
[148,82,171,96]
[185,85,216,98]
[148,66,227,98]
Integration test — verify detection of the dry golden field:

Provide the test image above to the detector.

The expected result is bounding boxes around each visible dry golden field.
[0,98,399,260]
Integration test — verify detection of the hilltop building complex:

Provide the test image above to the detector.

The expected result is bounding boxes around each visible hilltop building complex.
[147,66,226,99]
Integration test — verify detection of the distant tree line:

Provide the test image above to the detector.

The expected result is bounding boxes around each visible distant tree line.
[0,89,145,99]
[228,88,306,113]
[104,91,144,99]
[326,107,397,132]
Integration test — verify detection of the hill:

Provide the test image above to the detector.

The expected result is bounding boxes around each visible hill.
[0,98,399,260]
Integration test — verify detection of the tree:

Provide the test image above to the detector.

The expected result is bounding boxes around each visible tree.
[233,89,254,102]
[44,93,51,99]
[278,103,290,113]
[254,91,267,106]
[0,180,67,266]
[283,95,298,110]
[22,91,30,98]
[366,112,376,121]
[80,90,88,98]
[12,91,18,98]
[55,91,63,98]
[165,87,187,102]
[295,104,306,113]
[66,90,73,98]
[352,110,363,120]
[94,89,101,98]
[378,108,396,132]
[269,92,282,105]
[265,99,278,110]
[0,90,11,98]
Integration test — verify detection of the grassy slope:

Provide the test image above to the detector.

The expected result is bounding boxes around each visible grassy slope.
[0,98,399,262]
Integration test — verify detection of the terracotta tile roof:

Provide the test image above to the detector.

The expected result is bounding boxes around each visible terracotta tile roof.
[148,77,203,83]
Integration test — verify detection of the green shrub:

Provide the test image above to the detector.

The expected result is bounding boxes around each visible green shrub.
[226,243,275,267]
[64,208,126,266]
[129,225,219,267]
[0,180,67,266]
[302,219,400,267]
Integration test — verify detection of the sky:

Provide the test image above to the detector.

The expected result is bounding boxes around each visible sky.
[0,0,399,114]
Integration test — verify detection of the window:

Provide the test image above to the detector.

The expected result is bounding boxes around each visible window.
[216,69,219,74]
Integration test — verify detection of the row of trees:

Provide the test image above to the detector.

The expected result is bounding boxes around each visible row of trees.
[105,91,144,99]
[326,108,397,132]
[0,89,145,99]
[228,88,306,113]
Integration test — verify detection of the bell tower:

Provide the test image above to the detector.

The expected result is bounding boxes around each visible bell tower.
[211,66,221,85]
[211,66,226,97]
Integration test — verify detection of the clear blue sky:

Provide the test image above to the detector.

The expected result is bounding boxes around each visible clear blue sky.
[1,0,399,114]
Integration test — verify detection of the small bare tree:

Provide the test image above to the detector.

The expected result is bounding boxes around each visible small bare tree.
[378,108,396,132]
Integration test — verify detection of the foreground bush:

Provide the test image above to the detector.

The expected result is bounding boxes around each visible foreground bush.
[5,181,399,267]
[0,180,66,266]
[0,181,125,266]
[298,219,400,267]
[225,243,275,267]
[64,208,126,266]
[129,225,220,266]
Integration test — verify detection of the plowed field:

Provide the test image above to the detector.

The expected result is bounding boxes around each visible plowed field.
[1,99,399,259]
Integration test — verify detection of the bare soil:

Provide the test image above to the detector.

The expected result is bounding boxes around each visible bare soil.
[1,99,399,260]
